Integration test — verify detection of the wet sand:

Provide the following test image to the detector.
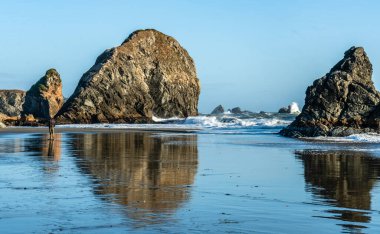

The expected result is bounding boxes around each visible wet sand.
[0,126,200,134]
[1,129,380,233]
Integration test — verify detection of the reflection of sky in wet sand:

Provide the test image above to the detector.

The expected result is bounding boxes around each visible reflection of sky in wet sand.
[296,150,380,232]
[67,132,198,224]
[0,133,62,173]
[1,131,380,232]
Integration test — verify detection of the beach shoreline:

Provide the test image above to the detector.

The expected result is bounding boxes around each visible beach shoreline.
[0,126,201,134]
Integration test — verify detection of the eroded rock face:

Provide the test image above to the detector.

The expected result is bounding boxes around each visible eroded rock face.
[56,29,200,123]
[281,47,380,137]
[0,90,25,116]
[22,69,64,119]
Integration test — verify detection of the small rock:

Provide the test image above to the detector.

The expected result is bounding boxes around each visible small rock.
[210,105,224,115]
[278,102,300,114]
[278,107,289,113]
[231,107,242,114]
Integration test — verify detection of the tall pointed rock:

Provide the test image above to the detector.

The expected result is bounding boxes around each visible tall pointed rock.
[22,69,64,119]
[281,47,380,137]
[56,29,200,123]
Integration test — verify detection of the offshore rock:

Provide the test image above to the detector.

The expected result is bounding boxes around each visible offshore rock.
[278,107,289,114]
[278,102,301,114]
[56,29,200,123]
[0,90,25,116]
[210,105,224,115]
[281,47,380,137]
[231,107,243,114]
[22,69,64,119]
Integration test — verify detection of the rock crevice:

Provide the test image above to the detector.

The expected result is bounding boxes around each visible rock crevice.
[0,90,25,117]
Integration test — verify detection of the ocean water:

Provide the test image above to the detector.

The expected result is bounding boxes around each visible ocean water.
[1,113,380,233]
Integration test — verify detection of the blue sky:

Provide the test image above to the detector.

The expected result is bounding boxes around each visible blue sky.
[1,0,380,113]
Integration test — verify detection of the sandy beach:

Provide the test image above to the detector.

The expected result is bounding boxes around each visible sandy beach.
[1,127,380,233]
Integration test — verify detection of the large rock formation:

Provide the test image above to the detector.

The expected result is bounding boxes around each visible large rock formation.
[0,90,25,116]
[281,47,380,137]
[56,29,200,123]
[22,69,64,119]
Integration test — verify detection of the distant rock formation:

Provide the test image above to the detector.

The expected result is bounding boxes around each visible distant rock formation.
[22,69,64,119]
[278,107,289,113]
[56,29,200,123]
[0,90,25,116]
[278,102,301,114]
[210,105,224,115]
[231,107,242,114]
[281,47,380,137]
[0,121,6,128]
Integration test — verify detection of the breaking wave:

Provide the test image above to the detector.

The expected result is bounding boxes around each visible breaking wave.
[55,114,294,134]
[310,133,380,143]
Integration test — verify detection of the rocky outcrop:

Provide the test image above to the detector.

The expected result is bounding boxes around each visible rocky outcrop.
[231,107,242,114]
[0,121,6,128]
[0,90,25,116]
[56,29,200,123]
[281,47,380,137]
[210,105,224,115]
[22,69,64,119]
[278,102,301,114]
[278,107,289,113]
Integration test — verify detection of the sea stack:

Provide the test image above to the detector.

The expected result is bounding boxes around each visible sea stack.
[56,29,200,123]
[281,47,380,137]
[0,90,25,117]
[210,105,224,115]
[22,69,64,119]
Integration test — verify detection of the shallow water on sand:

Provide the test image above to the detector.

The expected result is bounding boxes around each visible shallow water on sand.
[1,130,380,233]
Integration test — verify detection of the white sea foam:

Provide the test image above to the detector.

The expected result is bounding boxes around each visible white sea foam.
[309,133,380,143]
[289,102,300,114]
[152,116,184,122]
[182,116,290,128]
[55,115,291,131]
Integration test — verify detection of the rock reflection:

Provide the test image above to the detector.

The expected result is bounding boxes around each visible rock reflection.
[24,134,62,161]
[296,150,380,231]
[0,133,62,162]
[67,132,198,224]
